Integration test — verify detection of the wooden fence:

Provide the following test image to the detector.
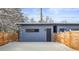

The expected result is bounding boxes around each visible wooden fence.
[1,31,79,50]
[0,32,18,46]
[53,31,79,50]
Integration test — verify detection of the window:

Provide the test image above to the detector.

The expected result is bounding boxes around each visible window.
[59,28,69,32]
[26,29,39,32]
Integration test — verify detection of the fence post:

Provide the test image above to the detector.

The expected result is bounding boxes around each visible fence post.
[69,31,71,47]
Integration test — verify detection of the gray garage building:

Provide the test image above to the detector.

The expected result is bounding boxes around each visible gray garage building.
[17,23,79,42]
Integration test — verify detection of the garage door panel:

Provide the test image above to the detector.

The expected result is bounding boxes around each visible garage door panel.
[20,29,46,42]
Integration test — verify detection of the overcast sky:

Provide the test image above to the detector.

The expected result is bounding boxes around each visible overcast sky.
[21,8,79,23]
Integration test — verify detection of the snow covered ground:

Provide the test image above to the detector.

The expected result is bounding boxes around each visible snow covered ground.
[0,42,75,51]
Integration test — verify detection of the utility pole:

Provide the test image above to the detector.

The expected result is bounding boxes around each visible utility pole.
[39,8,43,23]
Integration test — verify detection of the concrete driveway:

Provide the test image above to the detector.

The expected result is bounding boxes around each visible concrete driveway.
[0,42,75,51]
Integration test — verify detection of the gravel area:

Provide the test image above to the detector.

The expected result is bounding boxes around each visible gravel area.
[0,42,75,51]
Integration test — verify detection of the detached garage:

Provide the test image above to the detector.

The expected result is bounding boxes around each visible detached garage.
[17,23,54,42]
[17,23,79,42]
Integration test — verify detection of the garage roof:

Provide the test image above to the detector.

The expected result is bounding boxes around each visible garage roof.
[16,22,79,26]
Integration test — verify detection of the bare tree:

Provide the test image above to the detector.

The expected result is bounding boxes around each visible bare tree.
[38,16,46,23]
[23,16,29,23]
[30,18,36,23]
[0,8,24,32]
[48,18,54,23]
[45,16,49,23]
